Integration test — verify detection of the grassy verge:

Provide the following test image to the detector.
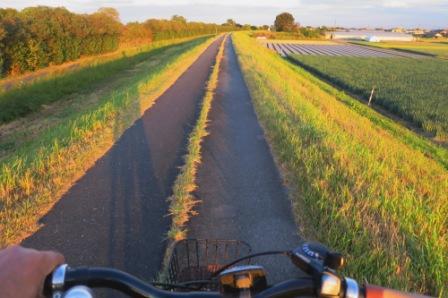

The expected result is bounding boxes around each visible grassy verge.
[0,36,212,93]
[287,55,448,157]
[289,55,448,141]
[232,32,447,296]
[0,35,217,247]
[0,36,213,123]
[167,36,226,241]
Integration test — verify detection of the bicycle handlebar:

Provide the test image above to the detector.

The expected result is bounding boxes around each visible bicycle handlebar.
[45,265,220,298]
[45,265,319,298]
[45,264,434,298]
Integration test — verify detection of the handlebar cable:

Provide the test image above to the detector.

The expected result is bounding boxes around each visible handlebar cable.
[211,250,291,278]
[150,282,204,290]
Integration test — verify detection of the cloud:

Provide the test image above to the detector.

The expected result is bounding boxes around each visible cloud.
[1,0,447,28]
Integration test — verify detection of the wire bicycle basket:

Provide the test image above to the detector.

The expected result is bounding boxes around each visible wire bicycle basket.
[167,239,252,288]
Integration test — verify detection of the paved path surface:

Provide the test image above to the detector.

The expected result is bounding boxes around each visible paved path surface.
[22,37,223,283]
[188,38,303,284]
[267,42,426,58]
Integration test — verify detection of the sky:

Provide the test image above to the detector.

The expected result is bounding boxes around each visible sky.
[0,0,447,29]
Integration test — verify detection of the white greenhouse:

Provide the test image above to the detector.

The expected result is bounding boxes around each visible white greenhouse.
[330,30,414,42]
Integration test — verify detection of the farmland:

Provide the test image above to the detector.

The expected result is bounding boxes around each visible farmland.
[353,40,448,59]
[289,55,448,143]
[266,42,424,57]
[233,32,447,295]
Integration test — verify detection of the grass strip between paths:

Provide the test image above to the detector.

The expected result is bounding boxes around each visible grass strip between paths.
[0,35,218,247]
[232,32,447,296]
[167,35,226,241]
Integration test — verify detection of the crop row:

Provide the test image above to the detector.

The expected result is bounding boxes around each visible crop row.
[266,42,424,58]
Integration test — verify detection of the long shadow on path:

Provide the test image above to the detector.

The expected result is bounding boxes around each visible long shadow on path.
[188,38,303,283]
[22,37,223,284]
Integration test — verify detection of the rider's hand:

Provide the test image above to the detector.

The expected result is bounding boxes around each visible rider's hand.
[0,245,64,298]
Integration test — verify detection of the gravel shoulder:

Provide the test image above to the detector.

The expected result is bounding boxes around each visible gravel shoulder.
[22,37,223,282]
[187,37,303,283]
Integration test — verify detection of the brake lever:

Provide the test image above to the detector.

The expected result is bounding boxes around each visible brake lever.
[44,264,68,297]
[289,242,345,276]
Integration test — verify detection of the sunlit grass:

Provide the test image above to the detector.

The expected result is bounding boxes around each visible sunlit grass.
[0,36,216,247]
[232,32,447,296]
[168,36,226,241]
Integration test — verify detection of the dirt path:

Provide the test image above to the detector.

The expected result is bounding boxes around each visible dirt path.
[187,38,303,283]
[22,37,223,282]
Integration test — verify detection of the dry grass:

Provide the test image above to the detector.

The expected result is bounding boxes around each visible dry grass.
[167,35,227,241]
[232,32,447,296]
[0,36,217,247]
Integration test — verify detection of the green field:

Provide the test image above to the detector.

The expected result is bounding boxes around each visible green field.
[353,40,448,59]
[289,55,448,143]
[233,32,447,296]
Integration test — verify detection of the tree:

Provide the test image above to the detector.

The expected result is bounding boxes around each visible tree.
[171,15,187,23]
[121,22,152,46]
[274,12,296,32]
[97,7,120,22]
[225,19,236,27]
[0,5,240,78]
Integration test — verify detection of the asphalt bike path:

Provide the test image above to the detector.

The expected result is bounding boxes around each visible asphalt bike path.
[22,36,223,282]
[188,37,303,283]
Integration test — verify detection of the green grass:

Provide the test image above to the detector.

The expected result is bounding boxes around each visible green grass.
[352,40,448,59]
[0,35,216,247]
[167,36,226,241]
[0,36,212,123]
[289,55,448,143]
[232,32,447,296]
[284,57,448,170]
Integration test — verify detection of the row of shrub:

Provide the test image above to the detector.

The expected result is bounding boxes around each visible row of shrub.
[251,29,326,40]
[0,7,236,77]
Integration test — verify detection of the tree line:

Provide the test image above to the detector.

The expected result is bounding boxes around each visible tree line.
[0,6,237,78]
[274,12,326,38]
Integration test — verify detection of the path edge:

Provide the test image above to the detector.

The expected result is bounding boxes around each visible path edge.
[158,34,227,282]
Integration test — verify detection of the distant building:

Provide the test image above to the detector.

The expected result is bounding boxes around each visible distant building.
[426,29,448,38]
[406,28,426,36]
[391,27,405,33]
[330,30,414,41]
